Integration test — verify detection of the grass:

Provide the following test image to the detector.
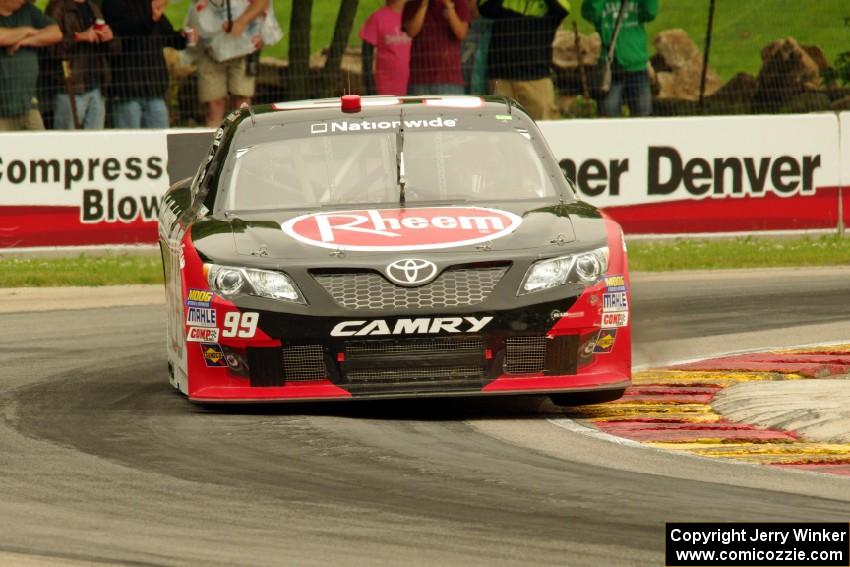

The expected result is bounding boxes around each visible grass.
[0,254,164,287]
[627,235,850,271]
[1,236,848,287]
[157,0,849,80]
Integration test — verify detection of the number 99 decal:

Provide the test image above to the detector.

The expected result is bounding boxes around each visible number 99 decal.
[222,312,259,338]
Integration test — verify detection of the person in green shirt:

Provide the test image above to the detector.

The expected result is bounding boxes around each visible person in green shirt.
[581,0,658,117]
[0,0,62,131]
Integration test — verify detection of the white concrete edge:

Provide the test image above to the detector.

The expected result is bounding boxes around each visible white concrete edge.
[0,244,158,256]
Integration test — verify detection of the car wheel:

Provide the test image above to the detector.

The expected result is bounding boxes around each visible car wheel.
[549,388,626,407]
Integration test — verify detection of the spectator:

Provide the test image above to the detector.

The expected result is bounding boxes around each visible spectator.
[45,0,115,129]
[582,0,657,117]
[0,0,61,131]
[191,0,269,127]
[479,0,568,120]
[359,0,411,96]
[403,0,470,95]
[101,0,189,128]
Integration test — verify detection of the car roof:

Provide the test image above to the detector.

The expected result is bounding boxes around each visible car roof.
[229,95,530,128]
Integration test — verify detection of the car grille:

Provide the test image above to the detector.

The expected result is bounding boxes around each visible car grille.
[312,265,508,310]
[503,336,547,374]
[346,337,484,356]
[342,337,487,392]
[347,366,485,385]
[281,344,327,382]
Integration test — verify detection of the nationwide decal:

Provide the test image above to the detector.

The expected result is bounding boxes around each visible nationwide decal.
[604,274,626,292]
[187,326,219,342]
[200,342,227,367]
[330,316,493,337]
[594,329,617,354]
[310,116,457,135]
[601,311,629,328]
[602,292,628,313]
[282,207,522,252]
[186,288,213,308]
[186,307,217,327]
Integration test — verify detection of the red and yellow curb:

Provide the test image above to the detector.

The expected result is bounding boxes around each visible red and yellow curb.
[567,346,850,476]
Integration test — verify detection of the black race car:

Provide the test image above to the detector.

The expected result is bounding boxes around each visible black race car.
[158,95,631,404]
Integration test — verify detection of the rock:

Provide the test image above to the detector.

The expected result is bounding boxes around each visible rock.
[651,97,700,117]
[781,92,831,113]
[711,72,758,104]
[824,84,850,102]
[651,29,721,101]
[753,37,822,112]
[831,94,850,110]
[552,30,601,68]
[801,44,829,71]
[253,46,365,103]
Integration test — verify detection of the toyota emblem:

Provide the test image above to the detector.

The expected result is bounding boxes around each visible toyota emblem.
[385,259,439,286]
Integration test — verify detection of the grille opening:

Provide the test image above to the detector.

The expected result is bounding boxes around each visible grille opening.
[313,265,508,310]
[346,337,484,356]
[282,345,327,382]
[347,366,484,385]
[343,337,487,390]
[504,335,547,375]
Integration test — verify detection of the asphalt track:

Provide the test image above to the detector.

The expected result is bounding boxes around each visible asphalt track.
[1,268,849,566]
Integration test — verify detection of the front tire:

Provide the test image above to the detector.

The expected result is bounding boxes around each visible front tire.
[549,388,626,407]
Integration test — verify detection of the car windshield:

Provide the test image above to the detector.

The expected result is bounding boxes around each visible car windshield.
[223,127,560,211]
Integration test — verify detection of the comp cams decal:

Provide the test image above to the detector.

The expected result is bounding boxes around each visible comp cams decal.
[331,316,493,337]
[187,327,219,342]
[282,207,522,252]
[601,311,629,328]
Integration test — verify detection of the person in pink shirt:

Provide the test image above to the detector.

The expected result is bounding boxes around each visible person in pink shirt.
[359,0,411,96]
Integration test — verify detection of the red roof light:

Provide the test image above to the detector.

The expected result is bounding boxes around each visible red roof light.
[341,94,361,113]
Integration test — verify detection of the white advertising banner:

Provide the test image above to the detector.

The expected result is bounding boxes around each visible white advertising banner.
[0,130,169,247]
[539,114,842,234]
[840,112,850,187]
[1,113,845,248]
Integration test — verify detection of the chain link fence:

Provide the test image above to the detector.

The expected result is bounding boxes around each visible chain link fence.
[5,0,849,128]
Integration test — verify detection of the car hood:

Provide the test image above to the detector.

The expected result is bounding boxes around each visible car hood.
[192,200,607,264]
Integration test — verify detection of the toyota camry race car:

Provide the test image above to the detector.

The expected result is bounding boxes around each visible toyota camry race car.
[158,95,631,404]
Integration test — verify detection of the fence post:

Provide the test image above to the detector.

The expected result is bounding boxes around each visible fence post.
[698,0,716,111]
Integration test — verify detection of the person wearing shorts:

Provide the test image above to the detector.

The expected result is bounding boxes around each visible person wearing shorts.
[193,0,268,127]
